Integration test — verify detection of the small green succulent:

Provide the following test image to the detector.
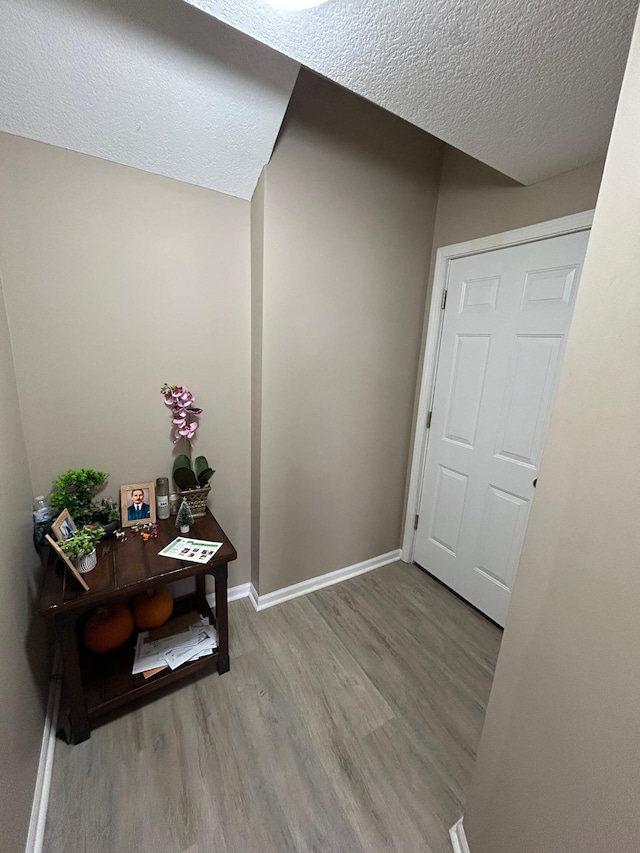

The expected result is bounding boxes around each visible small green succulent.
[59,525,105,559]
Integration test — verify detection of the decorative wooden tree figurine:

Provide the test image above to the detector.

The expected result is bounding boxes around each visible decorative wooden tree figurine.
[176,498,194,534]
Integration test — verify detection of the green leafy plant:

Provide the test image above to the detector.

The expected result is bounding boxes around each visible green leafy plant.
[50,469,109,525]
[59,525,105,559]
[172,454,214,490]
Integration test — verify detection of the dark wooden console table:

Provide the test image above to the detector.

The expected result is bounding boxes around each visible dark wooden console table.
[38,510,236,744]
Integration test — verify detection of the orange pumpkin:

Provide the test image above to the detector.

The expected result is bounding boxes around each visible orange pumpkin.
[134,586,174,630]
[84,603,134,654]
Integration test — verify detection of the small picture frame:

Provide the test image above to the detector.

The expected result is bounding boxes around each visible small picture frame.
[45,534,90,592]
[51,509,78,542]
[120,482,156,528]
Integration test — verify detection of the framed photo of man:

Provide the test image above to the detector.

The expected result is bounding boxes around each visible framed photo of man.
[120,482,156,528]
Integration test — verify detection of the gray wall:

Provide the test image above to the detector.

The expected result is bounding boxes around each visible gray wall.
[433,147,604,247]
[0,134,252,588]
[0,273,50,852]
[256,70,444,595]
[462,13,640,851]
[250,171,265,589]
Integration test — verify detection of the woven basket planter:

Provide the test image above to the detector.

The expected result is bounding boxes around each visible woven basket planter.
[177,484,211,519]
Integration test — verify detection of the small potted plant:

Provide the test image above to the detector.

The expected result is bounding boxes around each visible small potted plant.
[60,525,105,574]
[160,384,215,518]
[50,469,109,526]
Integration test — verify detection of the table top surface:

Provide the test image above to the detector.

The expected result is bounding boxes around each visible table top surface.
[39,510,237,615]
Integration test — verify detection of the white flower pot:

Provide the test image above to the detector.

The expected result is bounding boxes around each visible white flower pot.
[74,548,97,574]
[180,525,190,534]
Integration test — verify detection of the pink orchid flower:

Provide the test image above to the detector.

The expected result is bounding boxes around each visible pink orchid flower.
[161,384,203,445]
[179,422,198,439]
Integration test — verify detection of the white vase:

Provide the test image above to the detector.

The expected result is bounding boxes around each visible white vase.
[74,548,97,574]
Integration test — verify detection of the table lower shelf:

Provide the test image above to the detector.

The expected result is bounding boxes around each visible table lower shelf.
[77,593,223,722]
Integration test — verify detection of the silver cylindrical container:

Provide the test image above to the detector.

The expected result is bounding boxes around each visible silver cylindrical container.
[156,477,170,520]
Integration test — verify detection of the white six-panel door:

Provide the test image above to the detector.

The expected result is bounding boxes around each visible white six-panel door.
[413,230,590,626]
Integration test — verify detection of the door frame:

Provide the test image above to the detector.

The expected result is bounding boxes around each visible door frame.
[401,210,595,563]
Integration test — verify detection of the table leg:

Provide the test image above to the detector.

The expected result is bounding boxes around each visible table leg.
[214,565,229,674]
[55,611,91,744]
[195,573,208,615]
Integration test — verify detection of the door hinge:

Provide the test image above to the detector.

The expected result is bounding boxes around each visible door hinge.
[441,289,448,310]
[414,514,419,531]
[426,410,432,429]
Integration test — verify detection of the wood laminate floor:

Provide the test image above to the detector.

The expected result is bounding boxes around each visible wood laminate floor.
[44,562,501,853]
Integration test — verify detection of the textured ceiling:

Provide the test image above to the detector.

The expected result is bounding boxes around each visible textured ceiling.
[0,0,299,200]
[1,0,635,197]
[185,0,638,184]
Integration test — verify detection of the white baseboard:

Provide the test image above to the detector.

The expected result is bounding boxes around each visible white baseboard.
[449,818,471,853]
[25,652,62,853]
[248,549,402,611]
[206,582,251,609]
[227,582,251,602]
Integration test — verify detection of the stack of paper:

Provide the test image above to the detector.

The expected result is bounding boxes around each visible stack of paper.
[158,537,223,563]
[132,614,218,678]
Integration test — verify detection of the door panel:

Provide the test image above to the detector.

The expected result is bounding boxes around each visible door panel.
[444,335,491,447]
[521,266,577,308]
[414,230,589,625]
[429,466,469,556]
[494,335,563,468]
[461,276,500,311]
[476,485,529,588]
